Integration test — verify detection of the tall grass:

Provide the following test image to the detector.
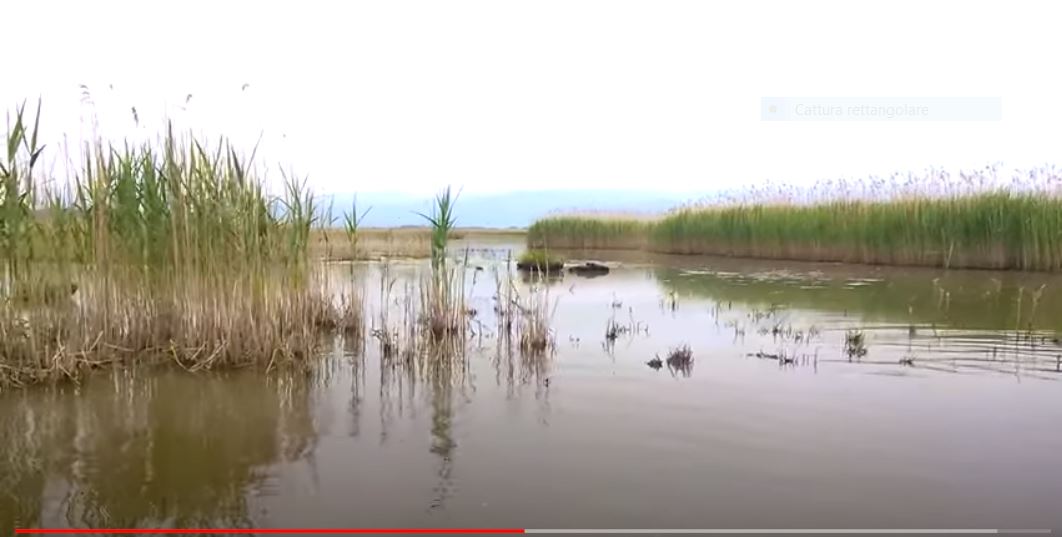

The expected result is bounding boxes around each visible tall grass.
[0,103,360,387]
[528,173,1062,271]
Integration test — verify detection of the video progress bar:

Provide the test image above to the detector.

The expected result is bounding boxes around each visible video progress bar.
[526,531,1051,535]
[13,529,1053,535]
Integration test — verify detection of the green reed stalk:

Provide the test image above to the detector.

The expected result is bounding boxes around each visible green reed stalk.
[416,186,458,273]
[342,196,372,259]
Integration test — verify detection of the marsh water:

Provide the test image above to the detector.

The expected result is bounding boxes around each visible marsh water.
[3,238,1062,534]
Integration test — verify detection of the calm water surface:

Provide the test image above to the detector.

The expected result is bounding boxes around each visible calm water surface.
[2,240,1062,534]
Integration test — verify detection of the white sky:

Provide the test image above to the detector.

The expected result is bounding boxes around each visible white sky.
[3,0,1060,196]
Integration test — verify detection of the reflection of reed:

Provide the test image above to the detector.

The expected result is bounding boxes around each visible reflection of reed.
[656,264,1062,332]
[0,367,322,533]
[427,370,455,513]
[348,341,365,439]
[368,258,563,514]
[0,389,67,532]
[276,371,320,463]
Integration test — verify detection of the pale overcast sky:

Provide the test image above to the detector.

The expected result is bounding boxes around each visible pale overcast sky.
[3,0,1060,196]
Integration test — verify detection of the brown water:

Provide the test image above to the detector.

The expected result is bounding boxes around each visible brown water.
[3,241,1062,534]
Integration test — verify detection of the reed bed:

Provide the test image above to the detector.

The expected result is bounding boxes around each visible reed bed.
[527,216,651,250]
[0,103,363,387]
[654,192,1062,270]
[528,168,1062,271]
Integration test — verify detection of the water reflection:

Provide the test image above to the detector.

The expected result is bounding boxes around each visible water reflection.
[651,261,1062,380]
[5,249,1062,533]
[654,262,1062,331]
[0,367,320,532]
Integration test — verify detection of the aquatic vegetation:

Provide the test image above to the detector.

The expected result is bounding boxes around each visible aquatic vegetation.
[370,268,405,361]
[603,305,648,349]
[419,260,468,347]
[652,192,1062,270]
[529,167,1062,271]
[516,249,564,272]
[416,186,458,271]
[845,329,868,359]
[514,283,556,354]
[337,196,373,259]
[604,316,625,343]
[370,267,468,365]
[527,216,651,250]
[648,345,694,376]
[664,345,693,377]
[0,103,362,387]
[418,189,468,351]
[491,254,557,355]
[748,348,817,368]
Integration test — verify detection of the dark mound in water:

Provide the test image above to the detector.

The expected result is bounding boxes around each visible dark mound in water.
[568,262,610,277]
[516,260,564,272]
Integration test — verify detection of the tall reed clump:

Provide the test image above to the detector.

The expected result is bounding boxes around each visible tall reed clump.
[416,187,466,347]
[527,216,650,250]
[0,102,359,387]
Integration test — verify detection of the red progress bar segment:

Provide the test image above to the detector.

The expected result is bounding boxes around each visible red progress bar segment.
[15,530,526,535]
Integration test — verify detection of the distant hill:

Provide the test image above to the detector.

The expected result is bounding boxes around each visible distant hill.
[318,190,699,229]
